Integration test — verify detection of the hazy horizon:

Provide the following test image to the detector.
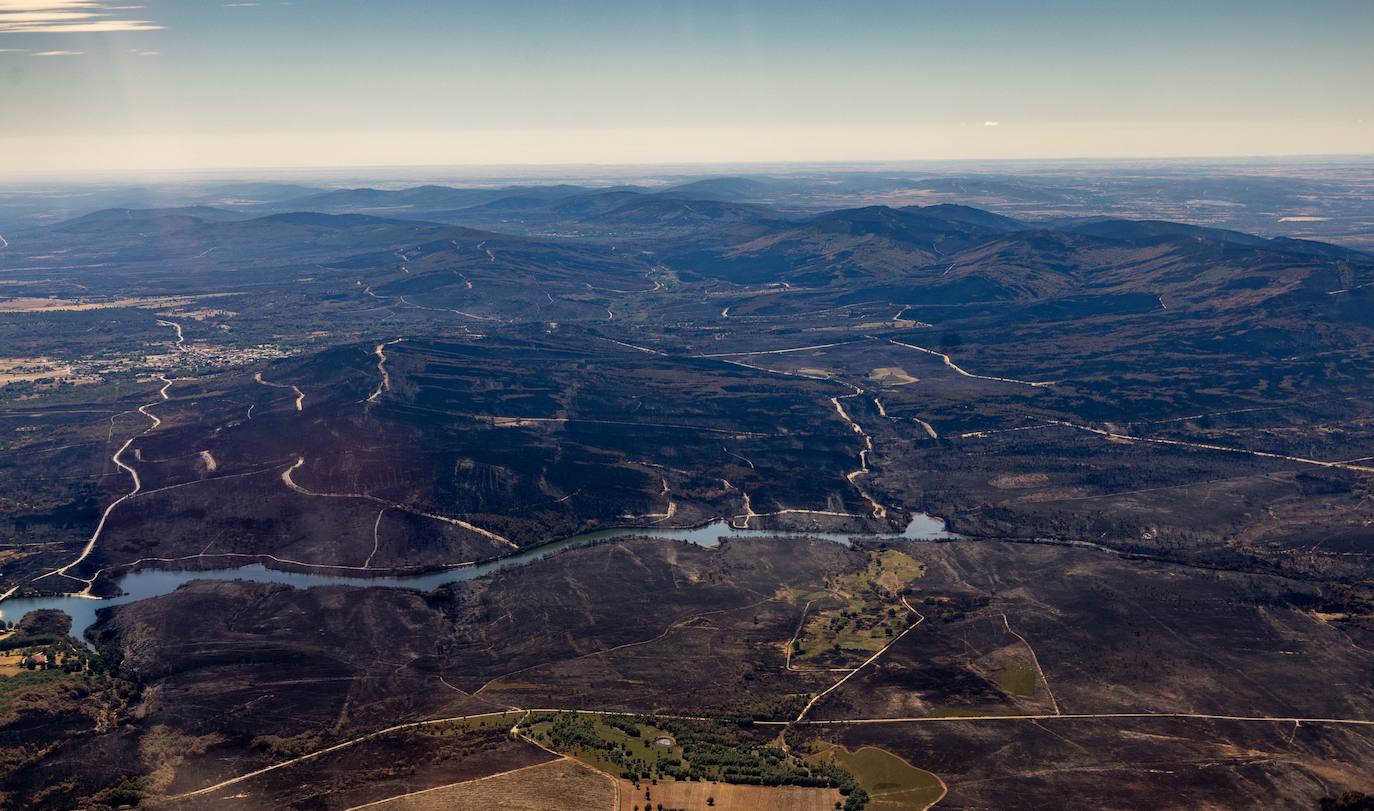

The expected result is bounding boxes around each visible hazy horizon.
[5,153,1374,190]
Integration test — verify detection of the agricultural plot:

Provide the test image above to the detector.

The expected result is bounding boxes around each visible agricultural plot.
[618,778,842,811]
[365,758,615,811]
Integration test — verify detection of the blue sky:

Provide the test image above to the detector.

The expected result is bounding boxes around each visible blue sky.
[1,0,1371,173]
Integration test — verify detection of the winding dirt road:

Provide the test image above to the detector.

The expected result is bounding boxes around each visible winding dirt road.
[793,595,927,722]
[366,339,404,403]
[156,319,187,352]
[282,456,517,549]
[32,375,174,593]
[695,341,855,359]
[831,390,887,519]
[1002,612,1061,715]
[254,371,305,412]
[1051,419,1374,474]
[888,338,1053,388]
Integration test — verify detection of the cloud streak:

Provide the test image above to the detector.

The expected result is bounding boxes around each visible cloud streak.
[0,1,162,34]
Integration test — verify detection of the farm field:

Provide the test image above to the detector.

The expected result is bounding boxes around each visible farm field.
[365,759,615,811]
[617,778,842,811]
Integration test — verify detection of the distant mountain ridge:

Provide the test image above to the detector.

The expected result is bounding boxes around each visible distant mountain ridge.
[42,197,1374,325]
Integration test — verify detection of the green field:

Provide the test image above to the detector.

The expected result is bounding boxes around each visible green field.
[824,746,945,810]
[998,660,1039,697]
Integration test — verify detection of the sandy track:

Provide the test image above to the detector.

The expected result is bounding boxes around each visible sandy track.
[1002,611,1061,715]
[794,596,927,721]
[1052,419,1374,474]
[366,339,404,403]
[31,375,174,593]
[282,456,517,549]
[254,371,305,411]
[888,338,1053,388]
[831,391,887,519]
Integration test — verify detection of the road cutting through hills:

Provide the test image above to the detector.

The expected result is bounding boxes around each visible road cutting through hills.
[888,338,1054,388]
[281,455,517,549]
[366,338,404,403]
[254,371,305,411]
[32,375,175,594]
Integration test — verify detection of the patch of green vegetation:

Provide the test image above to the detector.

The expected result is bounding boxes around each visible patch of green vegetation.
[139,725,226,796]
[998,660,1038,697]
[814,745,944,811]
[0,628,103,720]
[525,713,861,795]
[793,550,924,668]
[526,713,682,778]
[0,668,81,718]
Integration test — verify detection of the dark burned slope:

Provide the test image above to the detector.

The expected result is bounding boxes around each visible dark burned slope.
[5,199,1374,590]
[21,207,648,294]
[658,202,1374,302]
[18,328,886,589]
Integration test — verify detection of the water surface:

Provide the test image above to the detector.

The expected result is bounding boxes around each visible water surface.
[0,513,960,640]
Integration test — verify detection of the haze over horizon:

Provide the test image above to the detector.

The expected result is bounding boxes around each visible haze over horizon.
[1,0,1372,174]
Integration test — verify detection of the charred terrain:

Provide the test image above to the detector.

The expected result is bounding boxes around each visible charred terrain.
[2,166,1374,809]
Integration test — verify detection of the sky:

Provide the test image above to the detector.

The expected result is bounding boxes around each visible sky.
[0,0,1371,175]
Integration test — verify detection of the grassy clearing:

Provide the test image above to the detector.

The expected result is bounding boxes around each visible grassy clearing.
[0,632,102,719]
[813,745,944,811]
[793,550,925,668]
[0,651,25,677]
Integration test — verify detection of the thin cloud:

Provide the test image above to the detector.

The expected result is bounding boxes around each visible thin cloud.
[0,1,163,34]
[983,121,1001,127]
[32,49,82,55]
[0,19,162,32]
[0,1,98,8]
